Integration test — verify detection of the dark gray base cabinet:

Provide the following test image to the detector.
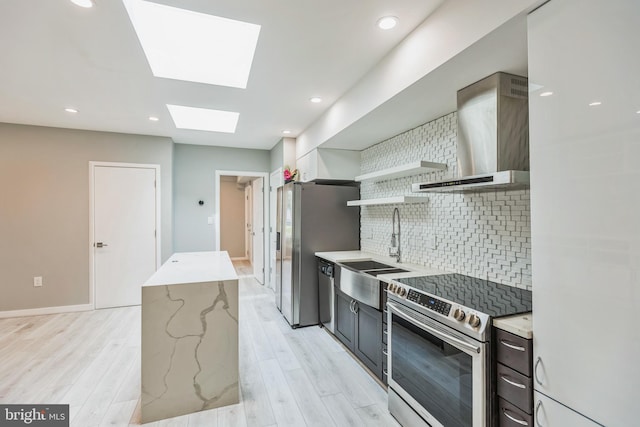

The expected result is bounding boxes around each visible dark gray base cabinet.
[334,287,383,379]
[335,288,356,348]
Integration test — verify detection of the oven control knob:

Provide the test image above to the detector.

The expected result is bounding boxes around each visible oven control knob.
[390,283,398,292]
[385,282,391,290]
[453,308,466,321]
[396,287,406,297]
[468,314,481,328]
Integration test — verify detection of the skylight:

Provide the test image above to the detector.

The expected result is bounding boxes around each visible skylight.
[167,105,239,133]
[123,0,261,89]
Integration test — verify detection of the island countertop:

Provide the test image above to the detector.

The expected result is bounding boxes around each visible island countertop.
[143,251,238,287]
[141,250,239,423]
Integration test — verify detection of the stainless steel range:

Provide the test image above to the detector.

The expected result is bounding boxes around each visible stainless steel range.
[386,274,532,427]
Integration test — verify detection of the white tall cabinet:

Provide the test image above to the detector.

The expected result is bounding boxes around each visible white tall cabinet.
[528,1,640,426]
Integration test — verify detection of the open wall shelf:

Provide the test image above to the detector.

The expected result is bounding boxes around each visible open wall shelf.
[347,196,428,206]
[355,160,447,182]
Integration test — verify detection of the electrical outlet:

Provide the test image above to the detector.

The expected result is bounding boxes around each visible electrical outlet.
[427,235,437,250]
[34,276,43,287]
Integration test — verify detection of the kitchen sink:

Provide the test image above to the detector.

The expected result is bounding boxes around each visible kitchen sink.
[365,268,408,277]
[339,260,408,276]
[340,260,394,271]
[336,261,409,310]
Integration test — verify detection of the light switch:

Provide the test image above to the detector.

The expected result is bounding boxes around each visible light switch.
[207,216,214,225]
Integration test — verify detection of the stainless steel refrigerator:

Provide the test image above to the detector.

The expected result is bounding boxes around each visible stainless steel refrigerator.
[275,182,360,328]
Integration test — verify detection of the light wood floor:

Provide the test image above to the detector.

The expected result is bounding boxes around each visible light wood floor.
[233,259,253,277]
[0,264,400,427]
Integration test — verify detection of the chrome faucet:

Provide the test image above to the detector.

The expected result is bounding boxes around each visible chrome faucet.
[390,207,401,263]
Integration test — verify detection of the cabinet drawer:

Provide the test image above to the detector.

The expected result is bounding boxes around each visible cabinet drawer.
[496,328,532,376]
[499,398,533,427]
[497,363,533,413]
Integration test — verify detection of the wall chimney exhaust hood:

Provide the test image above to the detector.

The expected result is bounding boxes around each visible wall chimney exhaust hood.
[412,72,530,193]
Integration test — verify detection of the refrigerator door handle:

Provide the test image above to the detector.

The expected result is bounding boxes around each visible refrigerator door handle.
[276,231,281,251]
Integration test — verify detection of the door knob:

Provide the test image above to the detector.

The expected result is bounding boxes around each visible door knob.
[95,242,108,248]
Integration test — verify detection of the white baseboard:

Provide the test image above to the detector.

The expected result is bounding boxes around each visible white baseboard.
[0,303,93,319]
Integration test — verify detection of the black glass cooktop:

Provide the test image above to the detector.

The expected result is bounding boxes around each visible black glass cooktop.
[395,274,532,318]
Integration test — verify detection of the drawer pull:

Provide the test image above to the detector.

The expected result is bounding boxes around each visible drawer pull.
[383,369,388,376]
[503,409,529,426]
[535,401,543,427]
[534,357,543,385]
[500,339,526,352]
[382,349,388,356]
[500,375,526,389]
[383,329,389,335]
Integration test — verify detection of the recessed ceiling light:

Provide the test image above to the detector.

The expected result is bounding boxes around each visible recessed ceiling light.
[377,16,398,30]
[540,91,553,97]
[149,116,159,121]
[636,110,640,114]
[282,130,291,135]
[310,97,322,103]
[589,101,602,107]
[70,0,94,8]
[65,107,78,113]
[123,0,261,89]
[167,104,239,133]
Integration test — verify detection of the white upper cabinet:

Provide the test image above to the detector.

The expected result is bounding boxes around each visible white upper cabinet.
[528,1,640,426]
[296,148,360,182]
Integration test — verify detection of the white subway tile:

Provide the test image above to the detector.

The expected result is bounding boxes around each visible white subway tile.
[360,112,531,289]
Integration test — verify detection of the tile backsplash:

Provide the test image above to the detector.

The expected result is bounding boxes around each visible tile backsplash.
[360,112,532,290]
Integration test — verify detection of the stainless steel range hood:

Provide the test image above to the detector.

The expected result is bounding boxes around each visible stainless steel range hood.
[412,72,530,193]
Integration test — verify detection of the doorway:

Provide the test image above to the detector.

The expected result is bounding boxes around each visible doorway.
[216,171,268,286]
[269,168,282,291]
[90,162,161,309]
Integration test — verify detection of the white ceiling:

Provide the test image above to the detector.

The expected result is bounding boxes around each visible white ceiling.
[0,0,446,150]
[321,12,531,151]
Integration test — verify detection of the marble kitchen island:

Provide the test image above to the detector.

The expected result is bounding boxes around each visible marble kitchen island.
[141,251,239,424]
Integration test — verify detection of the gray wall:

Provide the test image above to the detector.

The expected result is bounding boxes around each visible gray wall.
[173,144,270,252]
[270,139,283,173]
[220,180,246,258]
[0,123,173,311]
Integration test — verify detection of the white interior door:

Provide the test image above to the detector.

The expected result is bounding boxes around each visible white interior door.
[244,185,252,260]
[252,177,264,284]
[93,164,158,309]
[269,169,282,290]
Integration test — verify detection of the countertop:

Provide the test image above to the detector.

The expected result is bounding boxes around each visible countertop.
[315,250,449,282]
[493,313,533,339]
[141,251,239,422]
[143,251,238,287]
[317,250,534,339]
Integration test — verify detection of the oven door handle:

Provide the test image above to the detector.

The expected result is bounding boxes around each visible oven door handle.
[388,302,481,354]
